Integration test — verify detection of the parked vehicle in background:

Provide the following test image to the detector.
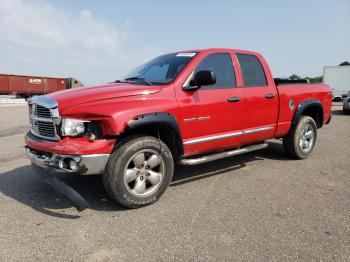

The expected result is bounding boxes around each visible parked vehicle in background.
[332,96,343,102]
[343,91,350,114]
[0,74,84,97]
[323,65,350,102]
[25,48,332,209]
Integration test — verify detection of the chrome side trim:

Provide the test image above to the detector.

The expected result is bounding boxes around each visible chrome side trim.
[242,126,274,135]
[180,142,268,165]
[183,126,274,145]
[183,131,242,145]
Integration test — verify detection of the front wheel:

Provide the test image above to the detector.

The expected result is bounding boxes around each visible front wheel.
[102,136,174,208]
[283,116,317,159]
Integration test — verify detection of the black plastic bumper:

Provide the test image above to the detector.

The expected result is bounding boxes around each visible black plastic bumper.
[33,165,89,212]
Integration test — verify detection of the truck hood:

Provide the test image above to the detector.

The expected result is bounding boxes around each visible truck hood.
[46,83,162,110]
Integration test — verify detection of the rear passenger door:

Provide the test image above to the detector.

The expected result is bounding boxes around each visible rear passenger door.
[236,53,279,145]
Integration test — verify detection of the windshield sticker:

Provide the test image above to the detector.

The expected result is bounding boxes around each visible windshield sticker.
[176,52,196,57]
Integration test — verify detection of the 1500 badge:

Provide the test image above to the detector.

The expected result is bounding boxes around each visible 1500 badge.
[183,116,211,122]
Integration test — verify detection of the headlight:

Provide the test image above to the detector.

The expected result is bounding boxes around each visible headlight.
[61,118,89,136]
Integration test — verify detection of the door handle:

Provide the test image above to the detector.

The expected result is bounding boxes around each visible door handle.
[265,93,275,99]
[227,96,240,103]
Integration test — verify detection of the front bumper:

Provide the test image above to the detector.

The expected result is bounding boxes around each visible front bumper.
[26,147,110,175]
[25,130,115,175]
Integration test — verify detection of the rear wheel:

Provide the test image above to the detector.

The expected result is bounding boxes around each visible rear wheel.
[102,136,174,208]
[283,116,317,159]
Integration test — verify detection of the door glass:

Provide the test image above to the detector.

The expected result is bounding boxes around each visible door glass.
[236,54,267,86]
[195,53,236,89]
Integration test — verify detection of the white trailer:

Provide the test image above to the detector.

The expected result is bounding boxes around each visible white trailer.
[323,65,350,102]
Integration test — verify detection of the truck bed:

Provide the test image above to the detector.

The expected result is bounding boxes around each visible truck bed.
[275,83,332,138]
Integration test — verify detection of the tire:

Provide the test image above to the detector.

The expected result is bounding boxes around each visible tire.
[344,107,350,115]
[283,116,317,159]
[102,135,174,208]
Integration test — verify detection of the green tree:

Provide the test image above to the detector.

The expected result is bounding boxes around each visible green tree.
[289,74,300,79]
[308,76,323,83]
[339,61,350,66]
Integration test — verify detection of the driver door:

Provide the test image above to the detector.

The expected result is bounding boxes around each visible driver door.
[177,52,243,156]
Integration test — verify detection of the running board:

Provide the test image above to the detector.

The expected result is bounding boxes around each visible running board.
[179,143,268,165]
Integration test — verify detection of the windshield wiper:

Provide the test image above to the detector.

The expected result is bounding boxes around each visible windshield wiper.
[124,77,152,86]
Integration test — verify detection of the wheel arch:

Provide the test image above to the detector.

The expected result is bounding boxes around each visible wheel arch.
[292,100,324,129]
[118,112,184,161]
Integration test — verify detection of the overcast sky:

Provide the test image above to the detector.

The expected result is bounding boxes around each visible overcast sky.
[0,0,349,85]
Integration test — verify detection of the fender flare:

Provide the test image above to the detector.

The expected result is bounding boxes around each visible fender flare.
[291,99,323,129]
[126,112,184,158]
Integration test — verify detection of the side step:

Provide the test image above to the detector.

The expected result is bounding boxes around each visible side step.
[179,142,268,165]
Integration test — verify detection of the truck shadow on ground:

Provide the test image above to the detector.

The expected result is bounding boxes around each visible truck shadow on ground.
[0,141,288,219]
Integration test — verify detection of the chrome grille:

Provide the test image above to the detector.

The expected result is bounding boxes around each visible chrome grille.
[36,105,51,118]
[28,104,33,125]
[28,96,60,141]
[36,121,56,137]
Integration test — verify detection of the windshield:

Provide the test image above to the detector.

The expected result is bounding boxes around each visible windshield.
[122,52,197,85]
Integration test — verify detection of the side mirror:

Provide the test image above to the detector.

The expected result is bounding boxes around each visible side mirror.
[183,70,216,91]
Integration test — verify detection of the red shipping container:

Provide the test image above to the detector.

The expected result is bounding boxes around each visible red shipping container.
[9,75,27,95]
[43,78,57,94]
[57,78,67,91]
[0,74,83,97]
[0,74,9,94]
[27,76,44,95]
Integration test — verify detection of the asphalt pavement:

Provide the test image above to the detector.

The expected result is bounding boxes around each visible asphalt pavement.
[0,104,349,261]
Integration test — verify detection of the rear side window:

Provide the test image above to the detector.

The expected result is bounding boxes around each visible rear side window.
[195,53,236,88]
[236,54,267,86]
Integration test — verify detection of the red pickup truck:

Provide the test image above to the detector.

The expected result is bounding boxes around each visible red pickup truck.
[25,48,332,208]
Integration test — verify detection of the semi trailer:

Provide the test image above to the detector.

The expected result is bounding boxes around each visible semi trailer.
[0,74,83,97]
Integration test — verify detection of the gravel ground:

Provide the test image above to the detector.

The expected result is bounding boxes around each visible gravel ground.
[0,104,349,261]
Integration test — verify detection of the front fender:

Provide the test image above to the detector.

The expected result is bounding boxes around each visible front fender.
[127,112,184,157]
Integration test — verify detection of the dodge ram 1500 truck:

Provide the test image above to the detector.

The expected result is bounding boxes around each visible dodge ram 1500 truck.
[25,48,332,208]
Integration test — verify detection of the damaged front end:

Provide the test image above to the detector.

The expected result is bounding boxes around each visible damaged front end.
[25,95,115,212]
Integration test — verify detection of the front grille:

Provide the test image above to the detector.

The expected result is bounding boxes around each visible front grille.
[36,105,51,118]
[28,100,60,141]
[28,104,33,125]
[28,104,33,114]
[36,121,56,137]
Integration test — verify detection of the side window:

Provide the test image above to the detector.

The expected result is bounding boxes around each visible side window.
[195,53,236,88]
[236,54,267,86]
